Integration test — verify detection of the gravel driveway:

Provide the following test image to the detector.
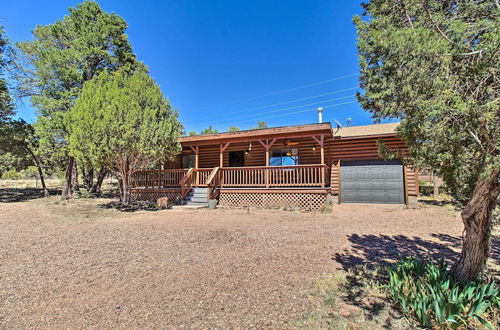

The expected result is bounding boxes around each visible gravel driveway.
[0,197,466,328]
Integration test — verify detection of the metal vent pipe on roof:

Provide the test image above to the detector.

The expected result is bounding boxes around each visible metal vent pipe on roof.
[316,107,324,123]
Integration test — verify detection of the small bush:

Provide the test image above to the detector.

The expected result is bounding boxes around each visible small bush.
[319,205,333,213]
[1,169,22,179]
[386,257,499,329]
[1,166,39,180]
[419,185,435,196]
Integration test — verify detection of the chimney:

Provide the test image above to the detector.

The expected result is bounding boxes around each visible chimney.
[316,107,324,123]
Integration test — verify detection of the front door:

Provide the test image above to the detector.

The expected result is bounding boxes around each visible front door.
[229,151,245,167]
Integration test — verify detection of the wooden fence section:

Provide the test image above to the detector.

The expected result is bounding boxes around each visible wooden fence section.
[221,165,327,188]
[131,169,188,188]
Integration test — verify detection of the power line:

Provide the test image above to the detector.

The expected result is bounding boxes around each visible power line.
[189,73,358,112]
[187,95,355,129]
[222,100,358,127]
[186,100,358,130]
[181,86,358,125]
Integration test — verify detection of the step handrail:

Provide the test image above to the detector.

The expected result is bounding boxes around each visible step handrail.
[179,168,195,200]
[205,167,221,200]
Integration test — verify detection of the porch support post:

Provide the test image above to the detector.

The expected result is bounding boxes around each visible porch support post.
[312,135,325,187]
[220,142,231,168]
[190,145,199,186]
[258,138,277,166]
[258,138,277,188]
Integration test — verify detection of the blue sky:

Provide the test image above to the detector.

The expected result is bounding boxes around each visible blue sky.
[3,1,392,132]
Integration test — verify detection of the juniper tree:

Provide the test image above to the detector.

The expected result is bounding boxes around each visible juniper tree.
[0,25,13,121]
[68,65,182,205]
[17,0,136,199]
[200,126,218,135]
[0,120,49,196]
[354,0,499,283]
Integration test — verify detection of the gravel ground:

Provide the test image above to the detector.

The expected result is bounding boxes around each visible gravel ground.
[0,197,469,328]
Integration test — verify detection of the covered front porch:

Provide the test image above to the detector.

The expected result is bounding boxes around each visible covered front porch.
[130,165,330,210]
[130,123,334,209]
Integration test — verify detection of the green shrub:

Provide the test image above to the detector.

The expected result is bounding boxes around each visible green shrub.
[1,169,22,179]
[419,185,435,196]
[1,166,39,180]
[386,257,499,329]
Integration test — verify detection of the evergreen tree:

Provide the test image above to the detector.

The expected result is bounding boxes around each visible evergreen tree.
[0,25,13,121]
[68,65,182,205]
[252,121,268,129]
[200,126,218,135]
[354,0,499,283]
[17,1,136,199]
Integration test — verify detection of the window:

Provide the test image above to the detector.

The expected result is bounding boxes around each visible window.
[182,154,195,168]
[269,148,299,166]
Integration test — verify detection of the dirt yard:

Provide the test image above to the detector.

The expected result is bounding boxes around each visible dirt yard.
[0,190,495,328]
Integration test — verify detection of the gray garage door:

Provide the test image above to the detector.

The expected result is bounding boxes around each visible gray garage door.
[340,160,404,204]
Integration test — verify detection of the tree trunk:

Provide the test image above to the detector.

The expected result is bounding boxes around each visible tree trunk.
[117,175,124,203]
[90,169,107,195]
[432,173,439,199]
[450,167,500,284]
[117,172,131,205]
[61,156,75,200]
[72,160,79,192]
[25,146,49,197]
[122,173,132,205]
[82,167,94,191]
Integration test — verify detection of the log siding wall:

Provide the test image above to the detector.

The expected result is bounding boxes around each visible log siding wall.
[165,133,418,197]
[328,135,418,196]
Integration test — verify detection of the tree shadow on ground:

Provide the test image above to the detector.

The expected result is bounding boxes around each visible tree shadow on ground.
[98,200,164,212]
[335,234,461,271]
[0,188,61,203]
[418,198,457,207]
[333,233,500,321]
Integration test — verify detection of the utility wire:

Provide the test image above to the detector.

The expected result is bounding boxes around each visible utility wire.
[182,87,358,124]
[189,73,358,111]
[187,100,358,130]
[187,95,355,129]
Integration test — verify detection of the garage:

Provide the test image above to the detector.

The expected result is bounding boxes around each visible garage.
[340,160,405,204]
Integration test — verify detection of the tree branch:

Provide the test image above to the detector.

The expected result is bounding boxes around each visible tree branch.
[424,1,452,43]
[400,0,414,28]
[467,129,486,152]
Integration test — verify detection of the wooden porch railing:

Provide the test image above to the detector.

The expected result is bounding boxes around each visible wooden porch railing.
[179,168,195,200]
[131,169,188,188]
[220,164,327,188]
[206,167,222,200]
[196,168,212,187]
[131,164,328,191]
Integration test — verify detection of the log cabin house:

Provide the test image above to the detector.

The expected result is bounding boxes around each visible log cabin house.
[130,122,419,210]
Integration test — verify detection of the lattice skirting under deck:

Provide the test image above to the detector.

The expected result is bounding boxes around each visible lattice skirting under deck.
[218,191,327,211]
[131,189,182,203]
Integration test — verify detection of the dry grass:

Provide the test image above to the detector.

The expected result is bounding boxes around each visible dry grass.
[299,267,412,330]
[0,178,62,189]
[1,189,494,328]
